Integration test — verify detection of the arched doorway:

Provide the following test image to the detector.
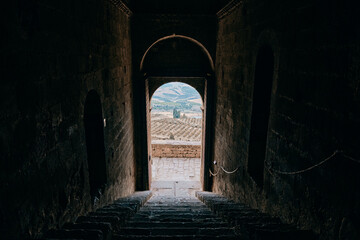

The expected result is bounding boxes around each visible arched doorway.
[150,82,203,196]
[84,90,107,202]
[248,46,275,188]
[136,34,215,192]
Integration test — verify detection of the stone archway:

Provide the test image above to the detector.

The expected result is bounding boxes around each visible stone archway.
[140,34,215,72]
[137,35,216,192]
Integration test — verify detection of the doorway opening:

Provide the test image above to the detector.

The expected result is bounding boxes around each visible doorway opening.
[84,90,107,202]
[248,46,275,188]
[136,34,215,192]
[150,82,203,196]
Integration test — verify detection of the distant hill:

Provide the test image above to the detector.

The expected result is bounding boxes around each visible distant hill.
[152,82,201,102]
[151,82,202,113]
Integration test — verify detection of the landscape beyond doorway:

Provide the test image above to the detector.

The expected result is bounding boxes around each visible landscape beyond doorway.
[150,82,203,196]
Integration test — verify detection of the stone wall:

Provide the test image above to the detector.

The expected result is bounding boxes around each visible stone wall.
[152,143,201,158]
[0,1,135,238]
[212,1,360,239]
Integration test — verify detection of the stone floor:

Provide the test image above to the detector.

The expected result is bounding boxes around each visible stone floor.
[151,157,200,181]
[151,181,201,197]
[151,157,201,197]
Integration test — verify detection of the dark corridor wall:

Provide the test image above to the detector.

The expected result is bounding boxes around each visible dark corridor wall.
[212,1,360,239]
[1,0,360,239]
[0,0,135,238]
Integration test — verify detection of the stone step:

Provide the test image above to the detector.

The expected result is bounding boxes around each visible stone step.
[135,209,212,214]
[113,234,238,240]
[62,222,112,240]
[114,195,238,239]
[43,229,103,240]
[100,204,139,212]
[129,216,224,223]
[139,206,209,211]
[195,191,318,240]
[43,191,152,240]
[253,228,317,240]
[144,203,205,207]
[75,215,122,231]
[133,212,216,218]
[124,221,229,228]
[117,227,235,236]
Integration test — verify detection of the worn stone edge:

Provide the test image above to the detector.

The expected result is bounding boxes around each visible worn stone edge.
[108,0,133,17]
[217,0,244,20]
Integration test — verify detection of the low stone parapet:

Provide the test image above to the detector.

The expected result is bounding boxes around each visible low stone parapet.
[151,140,201,158]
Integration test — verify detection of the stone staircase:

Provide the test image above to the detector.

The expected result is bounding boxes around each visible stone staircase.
[113,195,236,239]
[196,191,318,240]
[42,191,317,239]
[43,191,152,240]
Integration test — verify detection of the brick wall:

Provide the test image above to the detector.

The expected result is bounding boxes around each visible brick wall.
[0,1,135,238]
[152,144,201,158]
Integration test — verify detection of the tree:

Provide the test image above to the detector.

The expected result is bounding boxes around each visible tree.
[173,108,180,118]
